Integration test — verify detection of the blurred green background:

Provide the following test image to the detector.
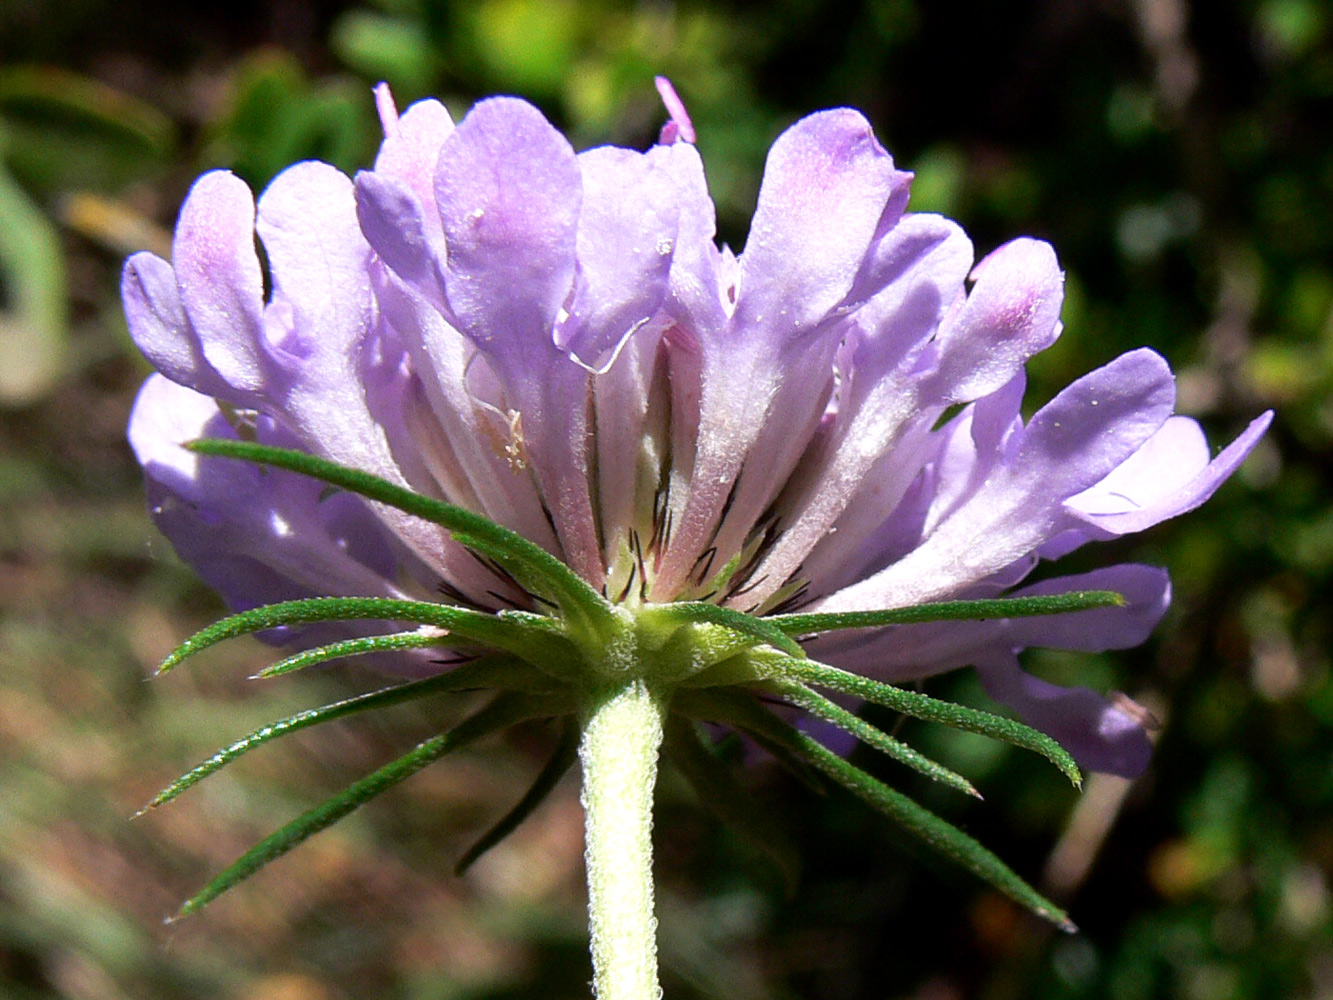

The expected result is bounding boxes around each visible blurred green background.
[0,0,1327,997]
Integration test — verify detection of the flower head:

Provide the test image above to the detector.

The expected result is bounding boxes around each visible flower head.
[126,82,1270,932]
[128,81,1268,776]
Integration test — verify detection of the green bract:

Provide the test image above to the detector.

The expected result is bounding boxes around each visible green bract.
[144,439,1124,931]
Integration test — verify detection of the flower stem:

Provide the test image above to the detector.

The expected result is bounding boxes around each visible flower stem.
[579,679,665,1000]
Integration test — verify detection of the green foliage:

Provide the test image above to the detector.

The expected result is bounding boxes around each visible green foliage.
[679,688,1076,933]
[0,65,171,406]
[175,692,561,918]
[662,716,801,892]
[139,657,550,811]
[155,446,1094,928]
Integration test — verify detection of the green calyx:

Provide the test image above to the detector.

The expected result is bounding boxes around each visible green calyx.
[149,439,1122,930]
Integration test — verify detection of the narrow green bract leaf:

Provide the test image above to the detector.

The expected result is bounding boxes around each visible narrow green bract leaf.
[185,438,612,635]
[799,727,1076,932]
[663,716,801,893]
[157,596,578,677]
[254,630,454,678]
[770,656,1082,788]
[768,591,1124,635]
[141,658,556,811]
[673,692,825,793]
[172,692,559,918]
[682,690,1075,933]
[772,681,981,800]
[455,717,579,874]
[642,601,806,658]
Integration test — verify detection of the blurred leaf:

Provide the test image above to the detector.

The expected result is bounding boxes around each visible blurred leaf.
[204,50,378,189]
[905,144,965,215]
[331,10,441,100]
[663,717,801,893]
[0,65,173,193]
[0,136,65,406]
[1106,83,1157,145]
[1257,0,1327,60]
[1244,341,1321,403]
[454,716,577,874]
[466,0,580,97]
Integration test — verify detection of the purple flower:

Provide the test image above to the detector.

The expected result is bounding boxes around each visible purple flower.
[125,82,1270,778]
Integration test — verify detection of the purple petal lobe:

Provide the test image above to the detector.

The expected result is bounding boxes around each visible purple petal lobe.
[1067,411,1274,535]
[977,653,1155,778]
[374,96,454,202]
[648,139,725,338]
[1014,348,1176,491]
[735,109,911,343]
[356,171,436,289]
[435,97,580,355]
[122,251,222,396]
[930,238,1064,403]
[819,349,1176,611]
[172,170,269,393]
[256,161,372,366]
[844,213,974,377]
[557,146,678,372]
[1005,565,1171,652]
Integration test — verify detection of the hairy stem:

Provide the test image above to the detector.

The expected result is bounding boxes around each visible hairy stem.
[579,680,665,1000]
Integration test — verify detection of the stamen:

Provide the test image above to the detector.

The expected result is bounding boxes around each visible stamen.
[431,652,480,668]
[691,546,718,585]
[727,573,769,602]
[374,83,400,136]
[631,529,650,596]
[436,579,491,613]
[654,76,696,144]
[462,548,533,612]
[486,590,528,611]
[716,473,743,526]
[765,580,812,617]
[614,560,638,605]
